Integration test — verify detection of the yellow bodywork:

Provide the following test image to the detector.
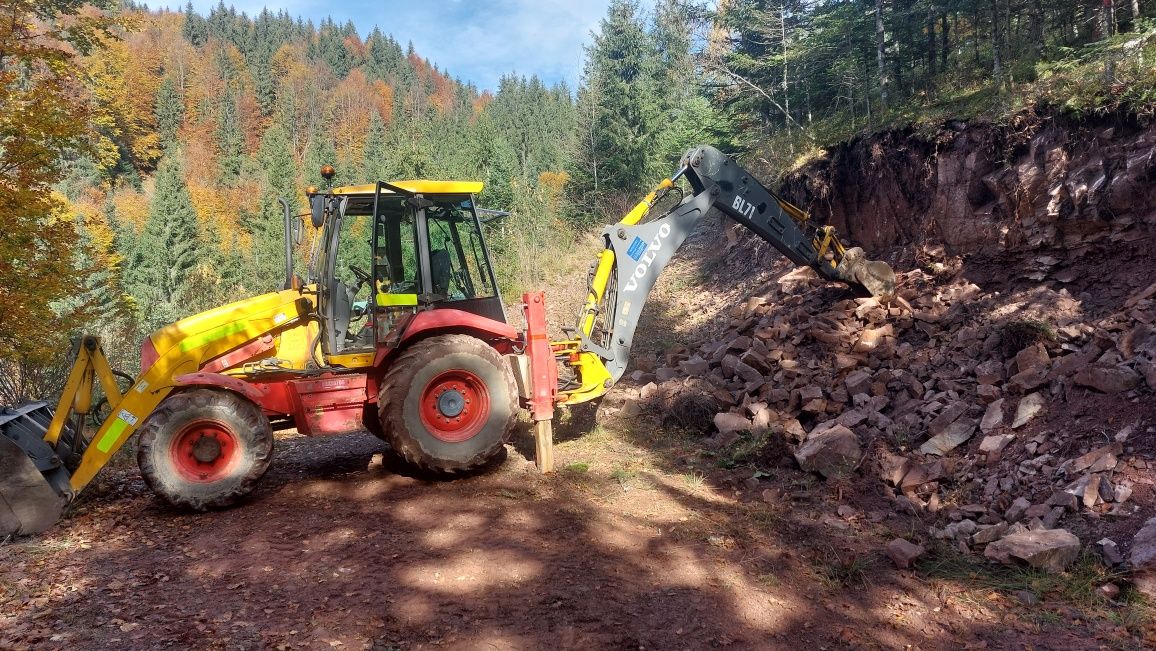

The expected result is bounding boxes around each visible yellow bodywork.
[58,289,317,493]
[333,180,484,196]
[556,179,674,405]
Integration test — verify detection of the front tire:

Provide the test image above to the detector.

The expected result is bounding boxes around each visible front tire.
[378,334,518,474]
[137,389,273,511]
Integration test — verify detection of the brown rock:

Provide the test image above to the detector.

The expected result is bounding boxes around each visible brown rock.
[844,369,873,396]
[794,425,862,479]
[1130,517,1156,599]
[980,399,1005,433]
[975,360,1004,385]
[928,402,968,437]
[919,419,977,456]
[1015,342,1050,374]
[1073,364,1142,393]
[853,324,894,353]
[1012,393,1046,429]
[984,529,1081,573]
[979,433,1014,454]
[1069,442,1123,474]
[714,412,752,434]
[885,538,926,569]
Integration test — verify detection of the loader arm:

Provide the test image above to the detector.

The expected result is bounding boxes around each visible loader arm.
[555,144,895,405]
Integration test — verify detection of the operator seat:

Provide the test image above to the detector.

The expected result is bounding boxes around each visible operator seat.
[430,248,451,296]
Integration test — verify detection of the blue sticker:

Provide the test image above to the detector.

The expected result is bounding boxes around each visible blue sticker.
[626,236,647,261]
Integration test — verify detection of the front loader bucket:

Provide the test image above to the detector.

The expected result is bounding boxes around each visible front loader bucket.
[0,404,70,537]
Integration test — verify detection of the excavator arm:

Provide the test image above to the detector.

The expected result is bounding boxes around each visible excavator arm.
[555,144,896,405]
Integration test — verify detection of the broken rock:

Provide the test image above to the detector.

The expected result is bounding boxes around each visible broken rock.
[979,433,1014,454]
[1073,364,1142,393]
[1130,517,1156,598]
[885,538,926,569]
[984,529,1081,573]
[919,418,977,456]
[1012,393,1046,429]
[713,412,752,434]
[980,399,1005,433]
[794,424,862,479]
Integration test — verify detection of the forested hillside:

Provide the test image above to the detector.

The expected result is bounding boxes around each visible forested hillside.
[3,0,1154,401]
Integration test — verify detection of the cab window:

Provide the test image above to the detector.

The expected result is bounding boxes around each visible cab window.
[425,199,497,301]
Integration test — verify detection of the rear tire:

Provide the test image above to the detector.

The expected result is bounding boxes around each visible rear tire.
[378,334,518,474]
[137,389,273,511]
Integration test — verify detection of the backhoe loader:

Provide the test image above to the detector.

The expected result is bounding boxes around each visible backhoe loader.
[0,145,895,537]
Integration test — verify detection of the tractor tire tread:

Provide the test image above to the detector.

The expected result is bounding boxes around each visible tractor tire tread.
[137,388,273,511]
[378,334,517,474]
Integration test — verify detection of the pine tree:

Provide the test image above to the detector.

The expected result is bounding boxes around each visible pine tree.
[182,2,208,47]
[572,0,665,207]
[125,154,202,335]
[154,77,183,148]
[252,124,298,291]
[215,91,245,183]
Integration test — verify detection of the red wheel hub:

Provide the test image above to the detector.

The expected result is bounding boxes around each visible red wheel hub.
[171,420,239,483]
[419,369,490,443]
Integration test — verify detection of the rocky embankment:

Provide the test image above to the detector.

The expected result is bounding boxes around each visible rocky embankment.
[621,110,1156,594]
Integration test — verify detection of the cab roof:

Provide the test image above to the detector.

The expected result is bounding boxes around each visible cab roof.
[332,180,484,196]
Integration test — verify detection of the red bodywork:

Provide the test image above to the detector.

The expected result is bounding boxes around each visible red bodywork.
[176,304,553,437]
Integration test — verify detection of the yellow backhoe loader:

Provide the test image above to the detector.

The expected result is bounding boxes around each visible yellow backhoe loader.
[0,146,895,537]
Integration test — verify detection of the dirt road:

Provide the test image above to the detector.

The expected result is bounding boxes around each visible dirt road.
[2,409,1144,650]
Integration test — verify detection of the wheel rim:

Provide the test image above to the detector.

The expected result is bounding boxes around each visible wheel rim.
[170,419,239,483]
[419,369,491,443]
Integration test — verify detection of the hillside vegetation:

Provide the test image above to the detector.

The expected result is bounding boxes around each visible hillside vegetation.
[2,0,1154,402]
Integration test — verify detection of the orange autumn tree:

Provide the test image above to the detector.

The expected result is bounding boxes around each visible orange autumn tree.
[0,0,121,371]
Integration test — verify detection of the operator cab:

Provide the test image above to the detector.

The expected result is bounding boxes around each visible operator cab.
[311,180,504,357]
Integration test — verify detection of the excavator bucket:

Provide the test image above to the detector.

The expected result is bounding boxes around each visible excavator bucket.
[0,403,70,538]
[835,247,897,300]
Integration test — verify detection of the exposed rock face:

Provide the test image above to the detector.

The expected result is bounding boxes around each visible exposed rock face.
[782,115,1156,254]
[984,529,1081,573]
[794,425,862,479]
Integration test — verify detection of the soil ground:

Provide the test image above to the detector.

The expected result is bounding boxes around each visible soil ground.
[2,222,1154,650]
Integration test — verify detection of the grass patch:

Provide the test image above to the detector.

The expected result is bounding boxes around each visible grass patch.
[920,545,1152,635]
[564,461,590,473]
[810,545,877,589]
[1001,318,1057,355]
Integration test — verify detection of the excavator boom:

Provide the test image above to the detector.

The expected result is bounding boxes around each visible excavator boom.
[557,144,896,404]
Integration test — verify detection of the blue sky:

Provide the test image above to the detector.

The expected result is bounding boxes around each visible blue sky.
[181,1,617,92]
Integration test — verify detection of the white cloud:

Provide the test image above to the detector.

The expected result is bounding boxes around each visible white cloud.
[174,0,619,91]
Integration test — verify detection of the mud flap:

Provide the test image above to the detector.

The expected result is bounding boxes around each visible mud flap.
[0,403,71,537]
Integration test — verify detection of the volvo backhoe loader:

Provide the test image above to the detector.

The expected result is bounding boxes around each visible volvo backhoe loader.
[0,145,895,537]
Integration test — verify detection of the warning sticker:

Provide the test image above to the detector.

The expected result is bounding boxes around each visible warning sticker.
[118,409,138,426]
[626,236,647,261]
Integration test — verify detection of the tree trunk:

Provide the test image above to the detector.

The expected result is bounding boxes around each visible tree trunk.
[927,7,937,82]
[940,14,949,69]
[875,0,888,108]
[991,0,1002,85]
[1031,0,1045,59]
[781,3,790,135]
[1132,0,1141,20]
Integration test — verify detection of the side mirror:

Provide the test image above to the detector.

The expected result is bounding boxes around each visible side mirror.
[293,216,303,246]
[310,195,326,228]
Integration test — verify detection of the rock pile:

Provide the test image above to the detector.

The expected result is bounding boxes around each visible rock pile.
[627,265,1156,574]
